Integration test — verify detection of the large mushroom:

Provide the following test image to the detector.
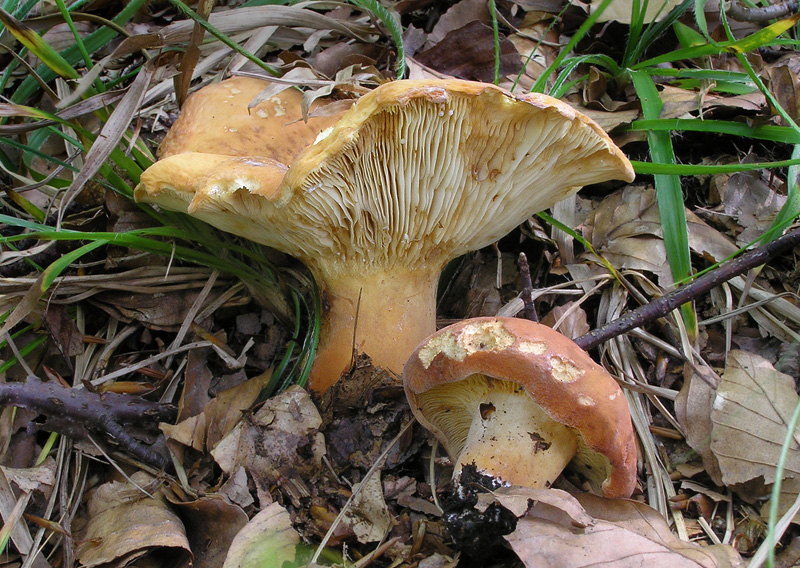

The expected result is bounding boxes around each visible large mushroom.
[136,78,634,393]
[403,317,637,499]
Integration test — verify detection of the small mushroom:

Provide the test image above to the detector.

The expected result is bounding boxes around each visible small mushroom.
[136,78,634,393]
[403,317,637,499]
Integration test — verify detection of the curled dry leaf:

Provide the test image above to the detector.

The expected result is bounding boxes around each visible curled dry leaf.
[75,473,191,568]
[675,364,725,486]
[492,488,744,568]
[590,0,684,23]
[710,350,800,487]
[342,473,392,543]
[167,495,249,568]
[211,386,325,479]
[161,368,273,452]
[223,502,302,568]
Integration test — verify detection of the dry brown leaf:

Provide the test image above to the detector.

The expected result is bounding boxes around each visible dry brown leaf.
[761,476,800,525]
[503,490,744,567]
[540,302,590,340]
[710,350,800,487]
[168,495,249,568]
[211,386,325,478]
[708,169,788,246]
[583,185,740,287]
[342,473,392,543]
[427,0,489,45]
[75,473,190,568]
[223,502,302,568]
[591,0,684,23]
[675,365,725,486]
[415,21,522,83]
[658,85,765,119]
[475,487,593,526]
[766,55,800,123]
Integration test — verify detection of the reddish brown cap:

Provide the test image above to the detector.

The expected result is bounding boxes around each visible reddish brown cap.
[403,317,637,498]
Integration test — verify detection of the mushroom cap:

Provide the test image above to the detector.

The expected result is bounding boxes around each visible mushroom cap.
[157,76,343,163]
[403,317,637,499]
[136,78,634,282]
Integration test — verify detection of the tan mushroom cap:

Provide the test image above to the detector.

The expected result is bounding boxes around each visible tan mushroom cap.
[136,78,634,393]
[403,317,637,499]
[158,76,343,162]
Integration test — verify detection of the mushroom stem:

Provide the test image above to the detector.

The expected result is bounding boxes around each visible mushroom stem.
[456,385,579,488]
[309,269,440,392]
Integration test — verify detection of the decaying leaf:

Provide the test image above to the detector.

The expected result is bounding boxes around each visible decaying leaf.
[161,368,273,452]
[540,301,590,340]
[223,502,302,568]
[675,365,725,486]
[415,21,522,82]
[710,350,800,487]
[591,0,685,23]
[708,168,788,246]
[342,473,392,543]
[582,185,741,287]
[211,386,325,479]
[490,487,744,567]
[168,494,249,568]
[75,472,191,567]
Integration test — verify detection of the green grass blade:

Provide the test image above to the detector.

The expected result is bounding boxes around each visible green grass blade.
[11,0,149,104]
[488,0,500,84]
[633,157,800,174]
[53,0,94,73]
[0,7,79,79]
[762,145,800,243]
[624,0,693,65]
[531,0,615,93]
[636,13,800,69]
[629,70,696,335]
[349,0,405,79]
[629,118,800,143]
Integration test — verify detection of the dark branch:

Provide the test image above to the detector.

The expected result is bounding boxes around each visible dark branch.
[0,376,176,469]
[727,0,798,23]
[575,227,800,351]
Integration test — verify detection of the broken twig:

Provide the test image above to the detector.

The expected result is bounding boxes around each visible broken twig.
[0,376,176,469]
[575,227,800,351]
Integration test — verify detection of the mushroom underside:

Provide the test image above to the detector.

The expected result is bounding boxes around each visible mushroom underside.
[410,375,614,491]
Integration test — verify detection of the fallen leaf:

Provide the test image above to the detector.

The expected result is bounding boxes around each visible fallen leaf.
[475,486,593,526]
[675,365,724,486]
[415,21,522,83]
[211,386,325,479]
[427,0,489,45]
[75,473,191,568]
[168,494,249,568]
[540,302,590,340]
[223,502,302,568]
[503,490,745,567]
[708,168,788,246]
[343,473,392,543]
[710,350,800,487]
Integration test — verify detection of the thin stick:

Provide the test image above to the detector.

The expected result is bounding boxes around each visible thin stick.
[517,253,538,322]
[575,228,800,351]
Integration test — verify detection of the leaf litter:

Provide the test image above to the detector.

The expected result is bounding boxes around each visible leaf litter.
[1,0,800,566]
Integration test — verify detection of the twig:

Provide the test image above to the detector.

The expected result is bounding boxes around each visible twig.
[0,376,176,469]
[727,0,798,22]
[575,227,800,351]
[517,253,538,322]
